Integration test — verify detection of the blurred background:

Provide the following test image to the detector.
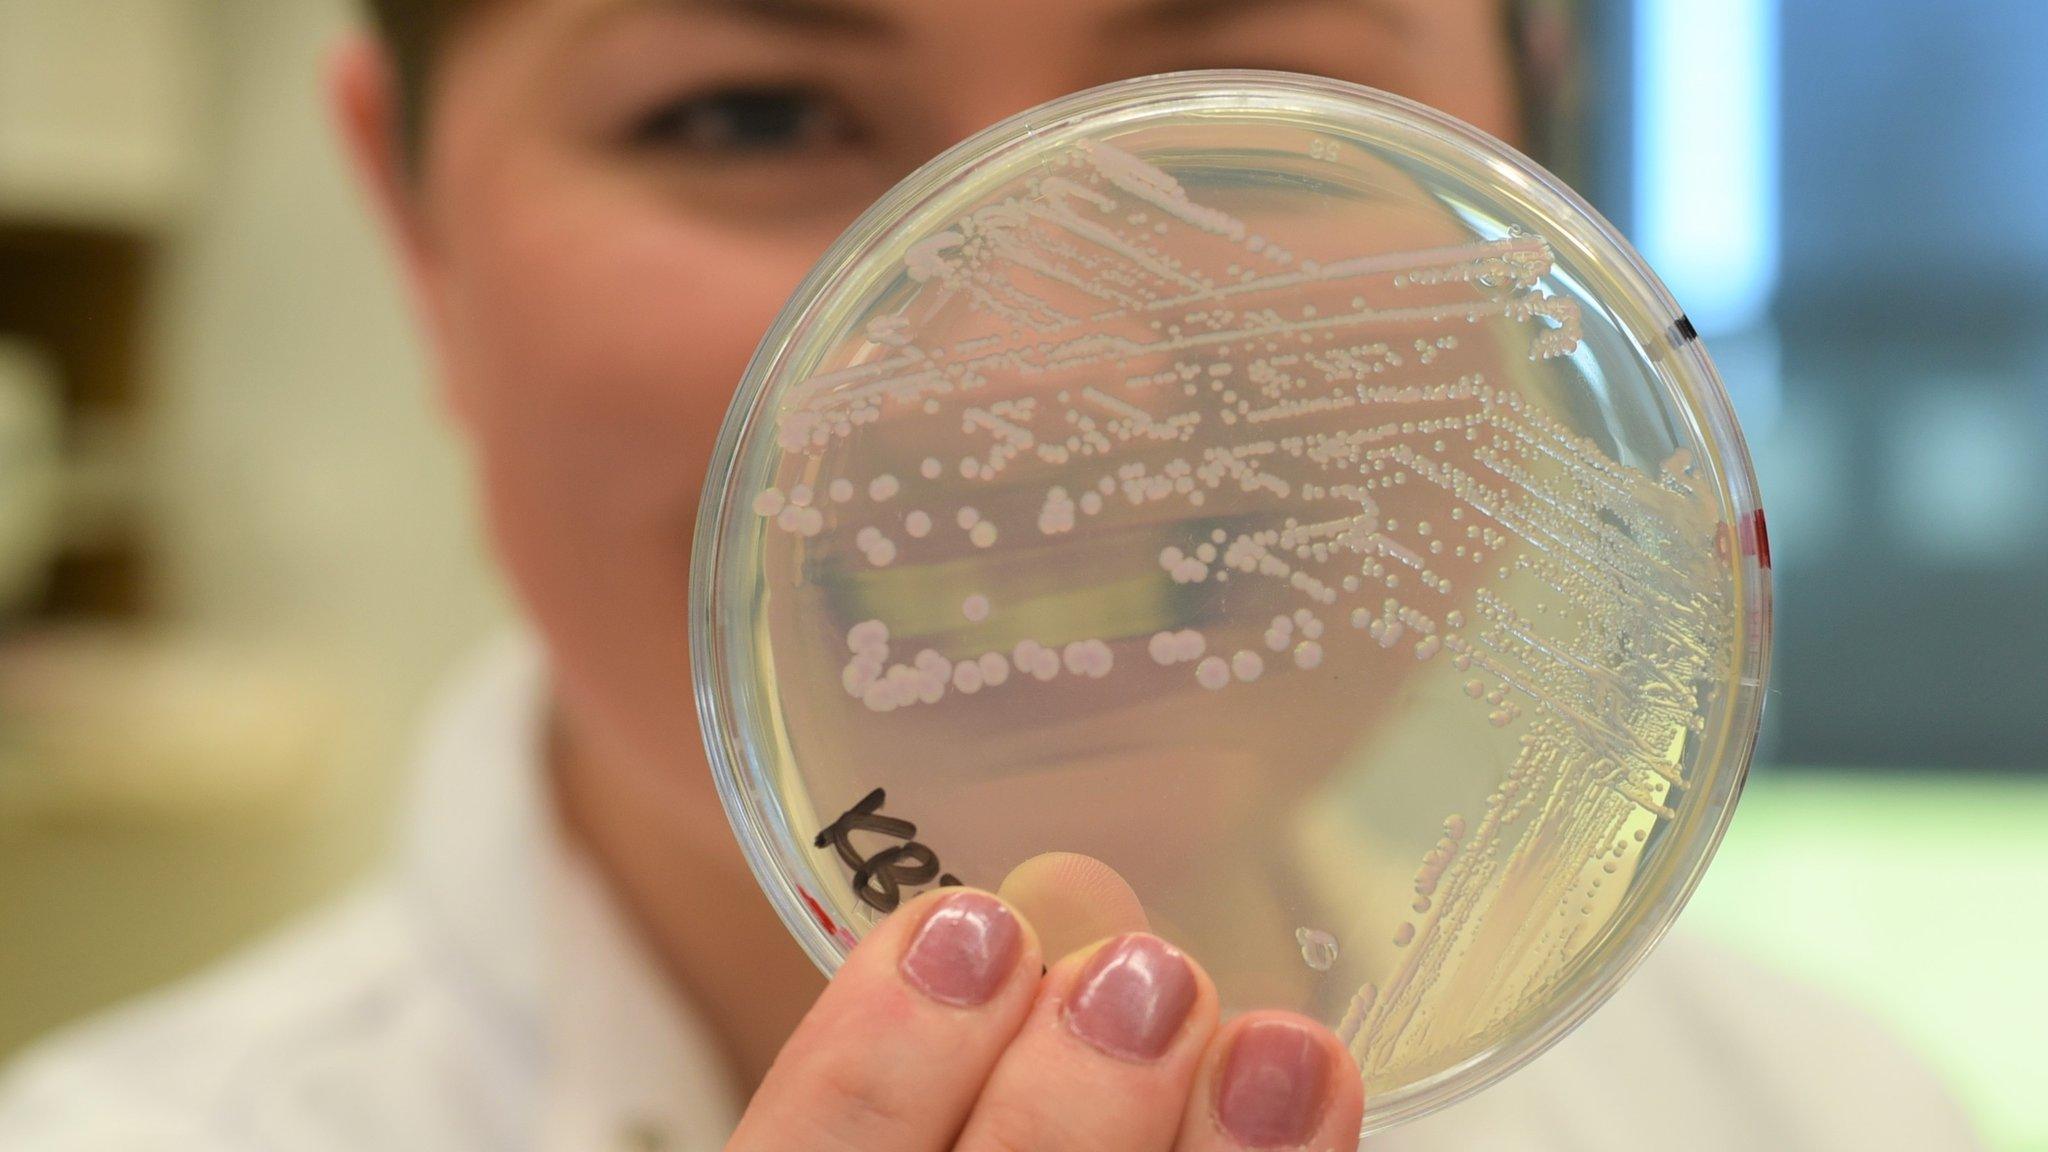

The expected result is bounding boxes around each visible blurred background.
[0,0,2042,1147]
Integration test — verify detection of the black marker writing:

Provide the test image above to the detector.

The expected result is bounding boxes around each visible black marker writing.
[813,788,961,913]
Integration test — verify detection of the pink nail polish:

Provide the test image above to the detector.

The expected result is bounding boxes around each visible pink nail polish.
[899,892,1022,1006]
[1062,934,1197,1061]
[1215,1020,1333,1149]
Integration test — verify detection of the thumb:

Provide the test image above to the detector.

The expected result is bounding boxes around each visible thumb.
[996,851,1149,962]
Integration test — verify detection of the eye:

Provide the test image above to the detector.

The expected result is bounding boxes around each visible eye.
[628,85,859,157]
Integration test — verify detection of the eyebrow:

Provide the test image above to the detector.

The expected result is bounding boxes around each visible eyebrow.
[652,0,897,38]
[621,0,1404,40]
[1112,0,1410,35]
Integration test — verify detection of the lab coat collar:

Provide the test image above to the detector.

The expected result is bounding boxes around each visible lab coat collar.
[399,633,741,1150]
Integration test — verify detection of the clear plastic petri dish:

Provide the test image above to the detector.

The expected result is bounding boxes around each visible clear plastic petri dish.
[692,71,1771,1135]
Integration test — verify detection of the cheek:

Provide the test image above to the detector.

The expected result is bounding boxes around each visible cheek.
[440,165,831,527]
[423,155,851,767]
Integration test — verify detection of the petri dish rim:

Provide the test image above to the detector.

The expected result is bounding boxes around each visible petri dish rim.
[691,69,1773,1135]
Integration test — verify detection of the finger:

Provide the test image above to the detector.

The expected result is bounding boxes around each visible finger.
[1174,1011,1365,1152]
[727,887,1041,1152]
[998,851,1150,961]
[954,933,1219,1152]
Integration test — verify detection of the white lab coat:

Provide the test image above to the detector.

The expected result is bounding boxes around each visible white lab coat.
[0,636,1980,1151]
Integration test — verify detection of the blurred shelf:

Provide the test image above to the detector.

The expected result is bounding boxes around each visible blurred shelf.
[0,224,157,622]
[0,628,346,829]
[0,632,366,1064]
[0,0,205,233]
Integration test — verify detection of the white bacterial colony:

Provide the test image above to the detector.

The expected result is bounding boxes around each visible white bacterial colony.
[749,138,1733,1082]
[1147,629,1206,665]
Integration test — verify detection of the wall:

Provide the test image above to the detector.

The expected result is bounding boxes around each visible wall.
[0,0,506,1056]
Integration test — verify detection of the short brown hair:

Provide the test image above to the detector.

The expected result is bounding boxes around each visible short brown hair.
[360,0,483,160]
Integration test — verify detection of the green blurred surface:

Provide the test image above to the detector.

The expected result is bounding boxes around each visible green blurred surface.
[1682,772,2048,1152]
[0,817,361,1058]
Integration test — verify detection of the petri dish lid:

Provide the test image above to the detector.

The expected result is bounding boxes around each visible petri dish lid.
[693,71,1771,1135]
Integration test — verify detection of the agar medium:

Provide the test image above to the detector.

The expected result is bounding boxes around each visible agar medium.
[692,71,1770,1132]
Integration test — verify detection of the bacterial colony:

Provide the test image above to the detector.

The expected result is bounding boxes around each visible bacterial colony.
[743,138,1735,1087]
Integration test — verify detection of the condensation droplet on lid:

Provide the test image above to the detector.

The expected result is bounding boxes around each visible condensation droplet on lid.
[1295,927,1339,971]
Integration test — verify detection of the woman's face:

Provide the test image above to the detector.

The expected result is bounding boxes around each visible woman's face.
[399,0,1521,782]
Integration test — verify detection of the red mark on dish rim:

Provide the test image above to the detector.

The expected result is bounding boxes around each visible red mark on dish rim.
[1713,510,1772,570]
[798,888,838,936]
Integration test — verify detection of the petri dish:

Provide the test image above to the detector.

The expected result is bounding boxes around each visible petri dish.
[693,71,1770,1134]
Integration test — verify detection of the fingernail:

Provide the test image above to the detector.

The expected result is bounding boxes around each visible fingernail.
[1215,1020,1334,1149]
[899,892,1022,1006]
[1062,933,1197,1061]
